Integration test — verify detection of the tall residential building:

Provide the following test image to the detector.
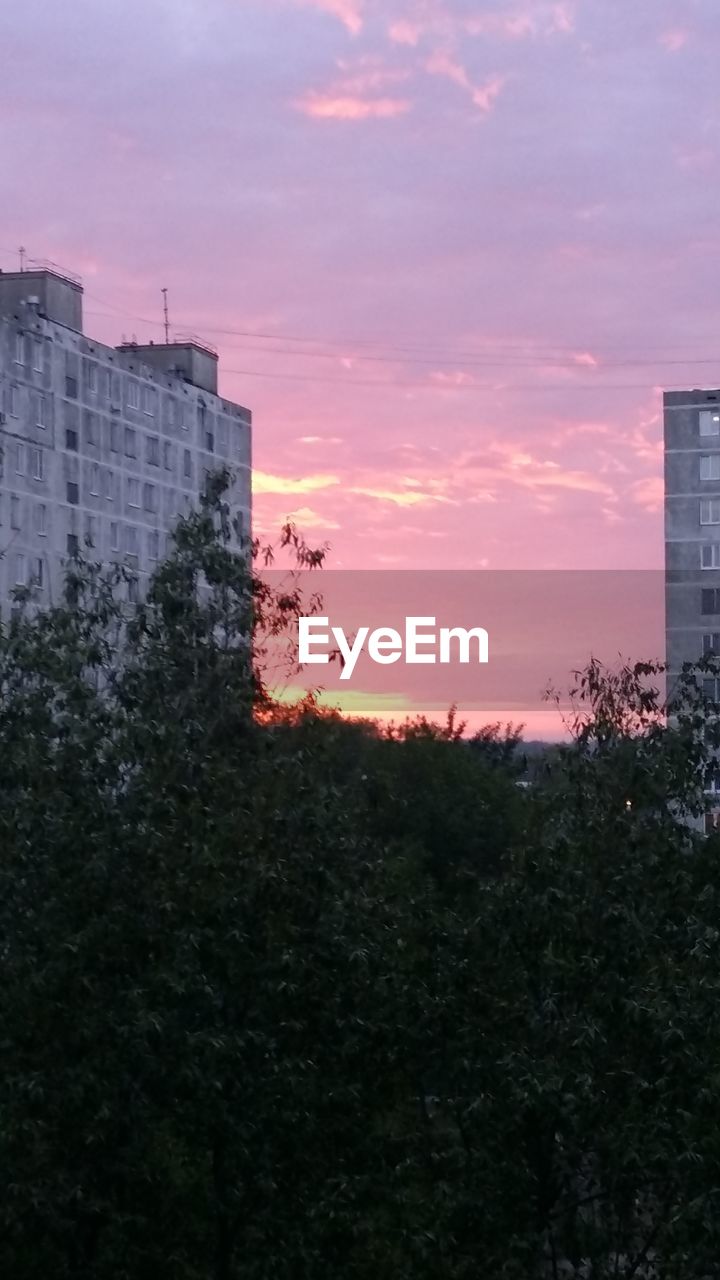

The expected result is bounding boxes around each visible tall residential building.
[664,388,720,830]
[0,263,251,609]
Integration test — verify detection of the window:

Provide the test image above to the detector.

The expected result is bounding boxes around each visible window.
[702,588,720,615]
[127,380,140,410]
[66,427,78,451]
[110,522,119,552]
[146,435,160,466]
[124,427,137,458]
[700,410,720,437]
[205,431,214,453]
[110,421,119,453]
[65,374,78,399]
[183,448,192,480]
[702,545,720,569]
[8,384,18,417]
[10,496,20,530]
[34,504,47,536]
[67,481,79,505]
[163,441,173,470]
[177,400,185,430]
[198,403,206,430]
[30,447,44,481]
[142,386,156,416]
[86,515,96,546]
[13,332,23,364]
[143,482,157,513]
[148,529,160,560]
[128,577,139,604]
[15,444,25,475]
[705,811,720,835]
[127,477,140,507]
[703,677,720,701]
[14,553,25,585]
[32,339,43,373]
[701,455,720,482]
[85,411,97,445]
[234,510,245,542]
[103,470,113,501]
[100,369,111,399]
[124,525,138,556]
[67,532,79,557]
[704,633,720,655]
[35,393,47,428]
[31,557,44,588]
[86,362,97,393]
[701,499,720,525]
[90,463,100,495]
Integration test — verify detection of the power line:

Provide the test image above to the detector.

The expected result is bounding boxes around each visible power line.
[83,310,720,374]
[85,300,720,365]
[217,365,692,393]
[3,251,719,382]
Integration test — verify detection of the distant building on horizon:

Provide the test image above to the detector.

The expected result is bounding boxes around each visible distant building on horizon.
[0,261,251,611]
[664,388,720,831]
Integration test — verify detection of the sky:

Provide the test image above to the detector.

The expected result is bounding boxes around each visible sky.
[1,0,716,727]
[3,0,719,573]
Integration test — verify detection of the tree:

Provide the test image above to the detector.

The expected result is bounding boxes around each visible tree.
[5,484,720,1280]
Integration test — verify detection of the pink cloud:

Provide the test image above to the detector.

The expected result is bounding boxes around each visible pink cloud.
[286,505,340,529]
[333,61,412,93]
[459,443,614,498]
[464,12,535,38]
[424,52,505,112]
[430,370,476,387]
[293,0,364,34]
[630,476,664,512]
[295,60,413,119]
[659,29,688,53]
[254,470,340,495]
[547,3,574,34]
[390,5,574,46]
[351,485,451,507]
[294,92,412,119]
[387,19,423,47]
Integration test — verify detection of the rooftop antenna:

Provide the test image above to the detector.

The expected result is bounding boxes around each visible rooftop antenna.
[161,287,170,344]
[18,246,26,273]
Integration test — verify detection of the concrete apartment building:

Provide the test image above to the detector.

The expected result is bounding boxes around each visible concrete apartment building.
[0,262,251,610]
[664,388,720,829]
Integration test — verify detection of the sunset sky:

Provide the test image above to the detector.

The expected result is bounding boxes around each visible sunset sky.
[4,0,718,575]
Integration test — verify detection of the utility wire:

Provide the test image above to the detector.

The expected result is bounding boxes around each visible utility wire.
[216,365,696,393]
[83,309,720,374]
[3,251,718,383]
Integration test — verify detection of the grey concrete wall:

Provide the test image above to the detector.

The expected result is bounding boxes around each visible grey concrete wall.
[0,295,251,613]
[117,342,224,397]
[0,270,83,332]
[665,389,720,666]
[665,390,720,829]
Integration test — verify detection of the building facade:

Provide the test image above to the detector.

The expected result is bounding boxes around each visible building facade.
[664,388,720,829]
[0,264,251,609]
